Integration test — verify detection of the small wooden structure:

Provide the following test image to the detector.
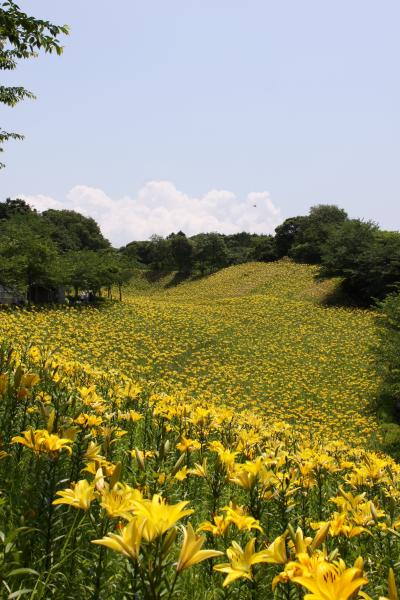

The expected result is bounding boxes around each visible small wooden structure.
[0,285,25,305]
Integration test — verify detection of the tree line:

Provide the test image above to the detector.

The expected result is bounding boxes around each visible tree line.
[122,231,276,276]
[0,198,133,302]
[1,199,399,308]
[122,203,400,305]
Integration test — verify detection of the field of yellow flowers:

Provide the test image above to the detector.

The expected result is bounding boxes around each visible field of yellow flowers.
[0,261,398,599]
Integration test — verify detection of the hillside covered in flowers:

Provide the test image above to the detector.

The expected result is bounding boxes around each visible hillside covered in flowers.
[0,261,398,599]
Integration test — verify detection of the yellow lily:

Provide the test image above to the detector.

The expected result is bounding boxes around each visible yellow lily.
[388,568,399,600]
[176,523,223,572]
[292,560,367,600]
[53,479,95,510]
[188,459,208,478]
[176,436,201,453]
[214,536,285,587]
[377,568,399,600]
[12,428,73,456]
[257,532,288,564]
[132,494,193,542]
[92,517,144,561]
[198,514,230,536]
[100,483,142,519]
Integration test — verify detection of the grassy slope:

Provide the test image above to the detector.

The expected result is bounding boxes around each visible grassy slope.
[0,261,378,444]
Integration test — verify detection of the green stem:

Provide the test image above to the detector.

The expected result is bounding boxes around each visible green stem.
[167,570,179,600]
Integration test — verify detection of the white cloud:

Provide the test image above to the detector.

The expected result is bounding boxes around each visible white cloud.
[21,181,281,246]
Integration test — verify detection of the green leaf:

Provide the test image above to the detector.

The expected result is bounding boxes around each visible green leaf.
[8,568,39,577]
[7,590,32,599]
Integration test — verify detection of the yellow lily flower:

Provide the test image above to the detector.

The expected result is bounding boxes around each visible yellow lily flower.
[132,494,193,542]
[53,479,95,510]
[92,518,144,561]
[214,536,285,587]
[20,373,40,389]
[257,533,288,564]
[222,504,263,533]
[229,468,257,490]
[176,436,201,453]
[174,466,189,481]
[100,483,142,519]
[84,442,104,462]
[188,459,208,478]
[198,514,230,536]
[74,413,103,428]
[176,523,223,572]
[292,561,368,600]
[12,429,73,456]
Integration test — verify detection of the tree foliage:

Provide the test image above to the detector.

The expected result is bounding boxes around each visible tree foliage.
[192,233,230,274]
[275,216,308,259]
[290,205,348,263]
[43,209,110,252]
[0,217,61,292]
[320,221,400,303]
[168,231,193,274]
[0,0,68,166]
[0,197,34,219]
[0,200,131,302]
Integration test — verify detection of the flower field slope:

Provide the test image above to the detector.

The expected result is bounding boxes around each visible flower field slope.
[0,261,377,443]
[0,260,398,599]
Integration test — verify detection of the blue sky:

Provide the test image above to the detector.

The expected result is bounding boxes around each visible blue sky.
[1,0,399,244]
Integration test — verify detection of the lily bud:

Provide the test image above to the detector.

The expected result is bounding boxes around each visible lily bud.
[353,556,364,572]
[370,501,379,523]
[164,439,170,455]
[310,522,330,553]
[388,568,399,600]
[47,409,56,434]
[95,467,105,492]
[110,461,122,489]
[172,453,186,476]
[287,523,296,543]
[161,526,177,556]
[135,448,145,471]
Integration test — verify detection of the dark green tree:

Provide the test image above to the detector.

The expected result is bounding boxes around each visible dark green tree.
[320,219,377,277]
[148,235,174,272]
[168,232,193,274]
[42,209,110,252]
[193,233,229,274]
[0,197,34,219]
[62,249,134,300]
[376,291,400,410]
[251,235,277,262]
[274,216,307,258]
[224,232,254,264]
[62,251,106,298]
[121,240,153,266]
[290,205,348,263]
[0,217,61,295]
[320,221,400,303]
[0,0,68,166]
[111,253,135,301]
